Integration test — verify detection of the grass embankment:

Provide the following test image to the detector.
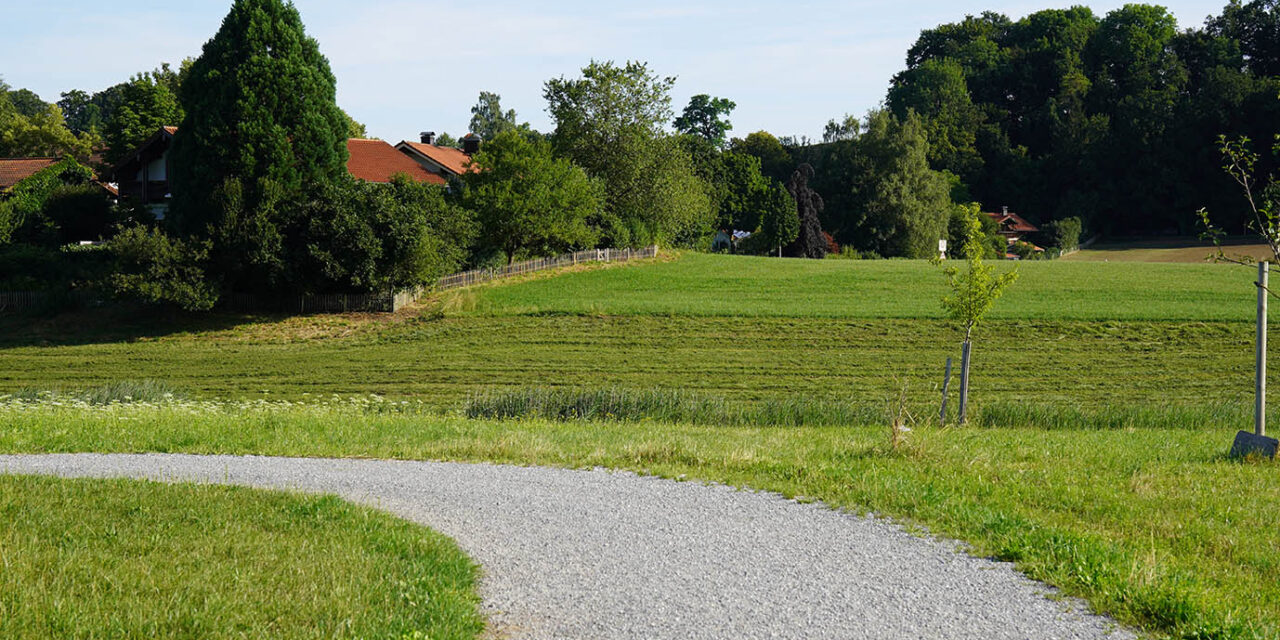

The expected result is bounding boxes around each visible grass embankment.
[0,254,1269,406]
[0,398,1275,640]
[0,473,483,640]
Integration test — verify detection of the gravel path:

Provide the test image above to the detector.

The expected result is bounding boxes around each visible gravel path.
[0,453,1132,640]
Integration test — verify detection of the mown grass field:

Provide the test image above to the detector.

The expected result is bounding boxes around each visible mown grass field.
[0,473,483,639]
[1063,238,1274,264]
[0,253,1271,407]
[4,251,1279,639]
[0,399,1275,640]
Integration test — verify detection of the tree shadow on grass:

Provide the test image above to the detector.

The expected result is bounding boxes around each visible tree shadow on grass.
[0,304,287,348]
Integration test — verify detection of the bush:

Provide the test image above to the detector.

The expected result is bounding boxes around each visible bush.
[947,203,1004,259]
[293,175,475,293]
[0,242,113,291]
[1041,216,1083,251]
[41,184,117,243]
[1009,240,1044,260]
[825,246,862,259]
[106,225,219,310]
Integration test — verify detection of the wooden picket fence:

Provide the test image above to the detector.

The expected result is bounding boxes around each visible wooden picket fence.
[0,290,99,314]
[221,292,401,314]
[0,246,660,315]
[434,246,659,292]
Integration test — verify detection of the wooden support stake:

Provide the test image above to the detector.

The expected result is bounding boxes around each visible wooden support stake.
[940,357,952,427]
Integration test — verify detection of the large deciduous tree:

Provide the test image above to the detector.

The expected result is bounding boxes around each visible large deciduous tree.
[0,81,93,159]
[468,91,518,141]
[169,0,349,289]
[545,60,713,247]
[887,58,983,182]
[461,129,599,263]
[847,110,953,259]
[104,66,184,160]
[674,94,736,147]
[758,180,799,257]
[731,131,793,184]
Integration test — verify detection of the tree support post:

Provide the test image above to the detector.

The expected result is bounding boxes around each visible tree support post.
[1231,261,1278,458]
[1258,261,1268,437]
[958,341,971,425]
[940,357,952,427]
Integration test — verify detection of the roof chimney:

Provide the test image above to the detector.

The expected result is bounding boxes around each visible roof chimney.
[1002,205,1009,215]
[420,131,436,145]
[461,133,481,155]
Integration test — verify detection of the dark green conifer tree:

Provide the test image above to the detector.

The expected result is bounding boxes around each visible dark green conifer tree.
[168,0,348,288]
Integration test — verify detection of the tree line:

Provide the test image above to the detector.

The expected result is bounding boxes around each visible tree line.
[1,0,1277,310]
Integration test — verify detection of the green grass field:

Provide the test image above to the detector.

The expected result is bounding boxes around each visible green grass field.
[4,251,1279,639]
[0,253,1271,407]
[1064,238,1274,264]
[0,474,483,639]
[0,399,1275,639]
[458,252,1256,320]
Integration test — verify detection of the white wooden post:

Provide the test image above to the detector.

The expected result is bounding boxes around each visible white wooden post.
[1257,261,1268,437]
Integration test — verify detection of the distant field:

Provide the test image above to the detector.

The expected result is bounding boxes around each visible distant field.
[0,253,1269,406]
[456,252,1258,321]
[1063,237,1273,263]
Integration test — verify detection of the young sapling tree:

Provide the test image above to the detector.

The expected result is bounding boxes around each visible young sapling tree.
[940,204,1018,424]
[1197,125,1280,457]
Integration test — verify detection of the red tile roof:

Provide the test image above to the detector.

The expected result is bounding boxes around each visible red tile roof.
[0,157,59,190]
[986,211,1039,234]
[345,139,446,185]
[397,141,474,176]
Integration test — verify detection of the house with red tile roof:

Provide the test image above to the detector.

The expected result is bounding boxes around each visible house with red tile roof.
[1,156,118,199]
[395,132,481,180]
[985,206,1043,257]
[345,138,445,185]
[986,207,1038,240]
[110,127,446,218]
[0,157,61,192]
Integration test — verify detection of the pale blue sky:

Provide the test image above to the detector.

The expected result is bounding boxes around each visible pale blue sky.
[1,1,1229,142]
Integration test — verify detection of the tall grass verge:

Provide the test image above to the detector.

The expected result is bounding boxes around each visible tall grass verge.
[467,387,1259,432]
[7,379,188,405]
[974,400,1256,431]
[464,387,886,427]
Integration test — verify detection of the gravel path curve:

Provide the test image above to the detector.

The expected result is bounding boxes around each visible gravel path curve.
[0,453,1133,640]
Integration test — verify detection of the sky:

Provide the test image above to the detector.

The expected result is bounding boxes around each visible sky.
[0,0,1230,143]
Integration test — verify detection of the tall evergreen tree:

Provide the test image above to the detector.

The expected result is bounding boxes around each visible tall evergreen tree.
[168,0,348,276]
